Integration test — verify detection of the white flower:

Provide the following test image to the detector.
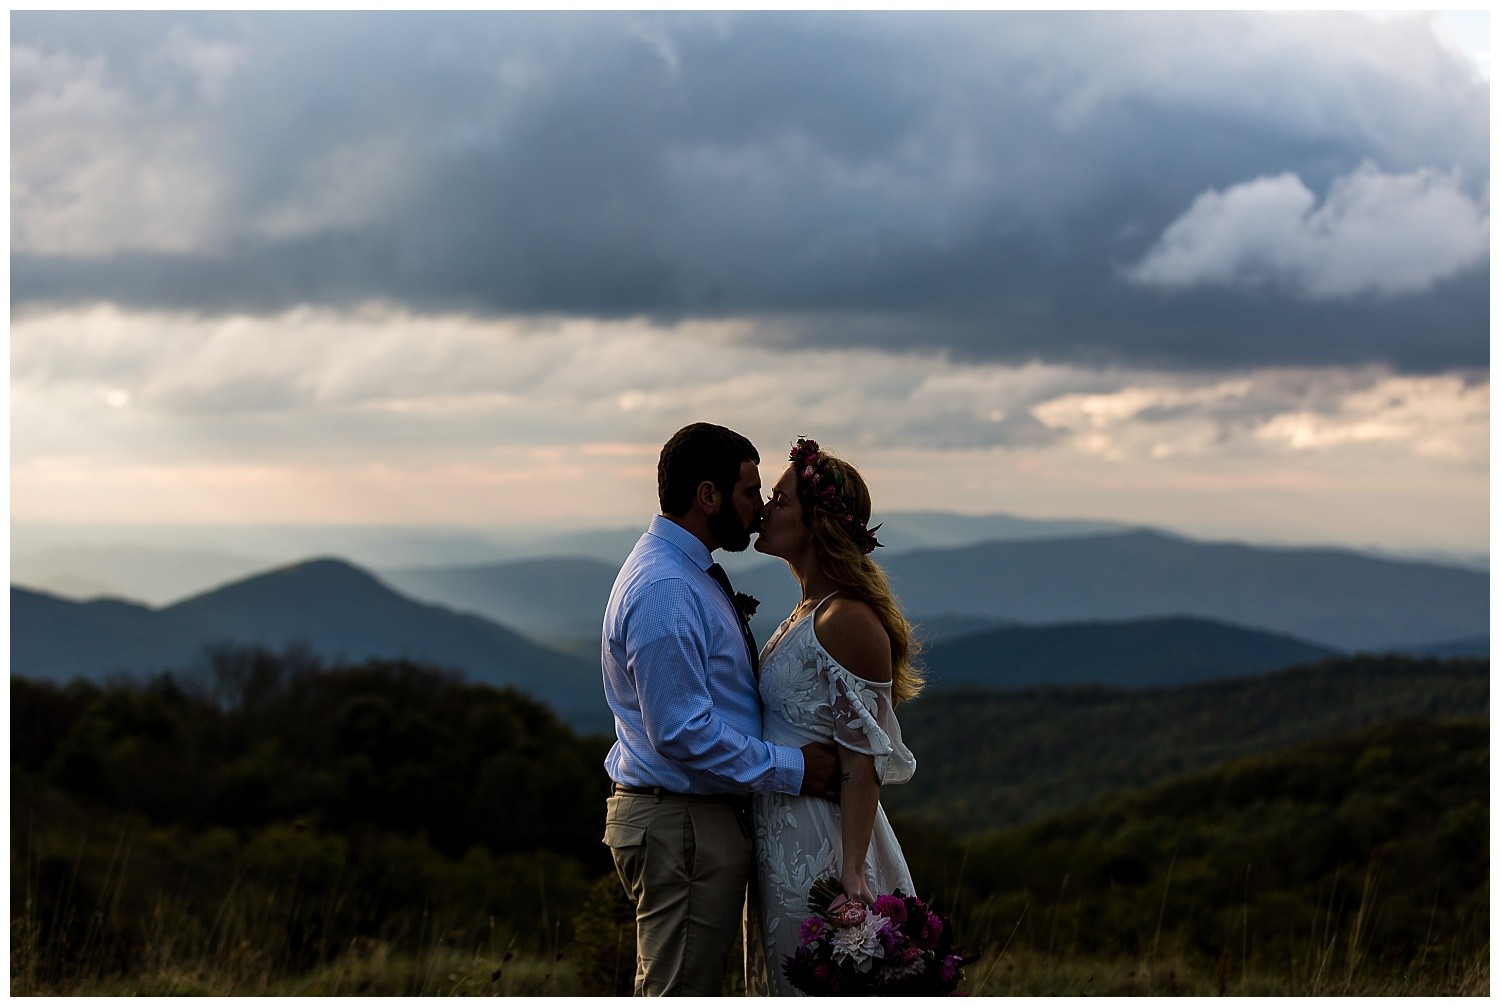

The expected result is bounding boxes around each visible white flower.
[829,915,887,972]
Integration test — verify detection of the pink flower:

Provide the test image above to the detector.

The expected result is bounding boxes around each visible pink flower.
[871,894,908,923]
[827,894,868,927]
[798,915,827,944]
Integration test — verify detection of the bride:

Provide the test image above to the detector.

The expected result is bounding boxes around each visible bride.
[745,437,924,996]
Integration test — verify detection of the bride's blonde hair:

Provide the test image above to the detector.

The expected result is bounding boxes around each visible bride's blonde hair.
[791,439,924,704]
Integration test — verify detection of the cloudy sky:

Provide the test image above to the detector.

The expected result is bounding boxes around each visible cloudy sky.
[9,10,1491,558]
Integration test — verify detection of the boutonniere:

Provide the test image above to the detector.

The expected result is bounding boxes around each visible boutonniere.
[733,591,760,621]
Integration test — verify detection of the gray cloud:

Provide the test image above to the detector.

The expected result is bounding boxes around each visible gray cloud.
[11,11,1489,371]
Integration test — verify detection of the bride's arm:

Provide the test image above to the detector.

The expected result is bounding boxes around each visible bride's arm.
[817,599,894,905]
[838,749,881,903]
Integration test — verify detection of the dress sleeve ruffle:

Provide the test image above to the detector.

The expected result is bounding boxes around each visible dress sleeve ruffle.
[826,663,917,786]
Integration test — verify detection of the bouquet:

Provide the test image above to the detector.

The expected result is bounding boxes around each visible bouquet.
[781,878,974,995]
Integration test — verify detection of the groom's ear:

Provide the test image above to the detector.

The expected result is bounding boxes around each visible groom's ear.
[694,479,721,514]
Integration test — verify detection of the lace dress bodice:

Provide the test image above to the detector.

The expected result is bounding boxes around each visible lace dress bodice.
[756,597,917,784]
[746,595,918,995]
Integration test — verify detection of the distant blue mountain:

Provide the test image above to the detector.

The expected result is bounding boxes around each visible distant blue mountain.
[10,511,1138,606]
[10,559,610,732]
[377,529,1487,655]
[382,557,621,645]
[722,532,1485,654]
[14,530,1486,733]
[919,616,1340,691]
[1399,637,1490,660]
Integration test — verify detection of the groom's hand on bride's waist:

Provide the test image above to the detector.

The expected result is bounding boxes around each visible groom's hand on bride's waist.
[797,741,842,801]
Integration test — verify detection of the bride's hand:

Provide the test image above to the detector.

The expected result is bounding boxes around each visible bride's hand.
[840,870,875,906]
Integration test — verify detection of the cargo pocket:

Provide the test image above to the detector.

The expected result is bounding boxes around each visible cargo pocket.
[603,821,648,902]
[602,822,646,850]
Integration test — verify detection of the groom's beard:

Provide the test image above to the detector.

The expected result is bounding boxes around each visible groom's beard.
[710,503,755,553]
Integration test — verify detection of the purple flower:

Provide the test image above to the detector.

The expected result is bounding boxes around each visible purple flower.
[876,942,927,984]
[782,882,972,996]
[872,894,908,924]
[781,944,821,992]
[916,910,943,949]
[797,915,827,945]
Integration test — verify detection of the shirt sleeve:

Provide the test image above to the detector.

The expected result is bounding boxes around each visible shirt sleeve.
[627,576,804,794]
[827,662,917,786]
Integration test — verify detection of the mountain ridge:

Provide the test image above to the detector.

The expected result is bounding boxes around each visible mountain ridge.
[10,558,609,732]
[371,528,1488,654]
[920,615,1339,691]
[12,532,1488,730]
[872,529,1487,651]
[22,510,1482,608]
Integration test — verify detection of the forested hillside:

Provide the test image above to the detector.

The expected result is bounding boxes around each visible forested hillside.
[889,655,1488,833]
[918,615,1338,691]
[897,717,1487,994]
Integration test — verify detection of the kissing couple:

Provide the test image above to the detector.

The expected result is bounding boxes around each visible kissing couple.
[601,422,923,996]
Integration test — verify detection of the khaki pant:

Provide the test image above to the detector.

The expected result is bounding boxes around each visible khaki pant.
[603,791,753,996]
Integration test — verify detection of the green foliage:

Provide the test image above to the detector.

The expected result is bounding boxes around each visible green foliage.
[889,655,1488,834]
[14,648,613,863]
[12,649,609,988]
[900,717,1488,992]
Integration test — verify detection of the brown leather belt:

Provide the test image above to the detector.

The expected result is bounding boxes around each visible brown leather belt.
[611,783,749,808]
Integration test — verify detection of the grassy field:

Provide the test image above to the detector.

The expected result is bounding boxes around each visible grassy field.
[13,933,1488,996]
[12,847,1487,997]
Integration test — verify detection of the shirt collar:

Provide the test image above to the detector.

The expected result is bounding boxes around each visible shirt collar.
[647,514,714,572]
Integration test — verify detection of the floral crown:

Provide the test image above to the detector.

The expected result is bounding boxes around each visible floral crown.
[789,437,882,555]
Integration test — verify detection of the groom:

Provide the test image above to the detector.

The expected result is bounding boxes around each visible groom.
[601,422,840,997]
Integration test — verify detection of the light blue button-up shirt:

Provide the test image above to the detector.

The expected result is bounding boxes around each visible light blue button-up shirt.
[602,515,804,795]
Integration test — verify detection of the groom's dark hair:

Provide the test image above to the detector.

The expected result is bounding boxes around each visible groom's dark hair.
[658,423,759,517]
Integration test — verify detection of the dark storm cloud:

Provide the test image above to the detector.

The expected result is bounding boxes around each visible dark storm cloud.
[10,10,1489,371]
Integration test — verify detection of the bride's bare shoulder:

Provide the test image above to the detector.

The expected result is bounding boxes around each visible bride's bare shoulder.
[814,597,892,683]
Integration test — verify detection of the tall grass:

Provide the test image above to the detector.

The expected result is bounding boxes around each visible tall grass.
[948,856,1489,997]
[11,823,584,997]
[12,838,1487,996]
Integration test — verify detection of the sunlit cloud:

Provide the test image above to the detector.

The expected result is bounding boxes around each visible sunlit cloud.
[1124,164,1490,298]
[10,305,1487,553]
[1252,375,1488,462]
[1029,370,1488,467]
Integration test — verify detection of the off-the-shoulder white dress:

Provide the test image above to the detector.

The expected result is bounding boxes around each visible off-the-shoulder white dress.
[745,593,918,996]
